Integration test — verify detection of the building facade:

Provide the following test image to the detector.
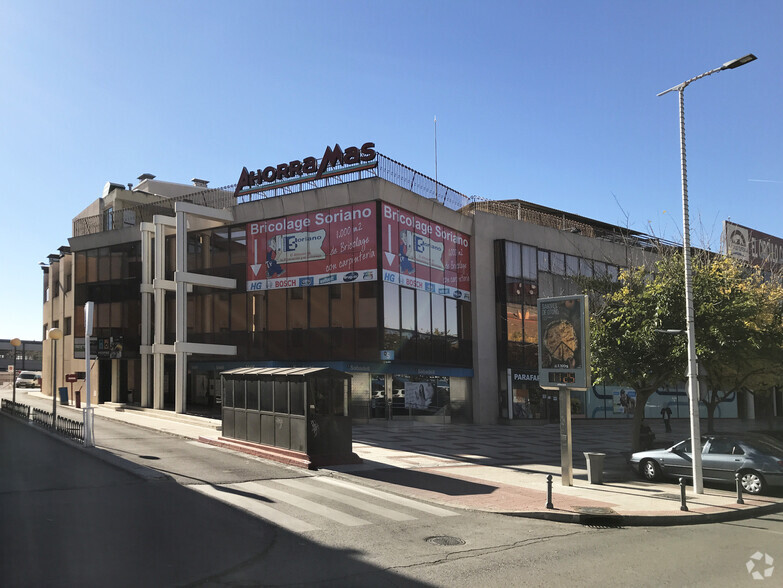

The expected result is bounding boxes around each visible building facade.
[40,143,768,424]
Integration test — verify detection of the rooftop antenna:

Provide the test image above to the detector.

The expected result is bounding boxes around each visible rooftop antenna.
[434,115,438,202]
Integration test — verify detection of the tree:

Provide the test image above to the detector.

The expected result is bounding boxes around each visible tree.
[582,264,680,451]
[585,250,783,445]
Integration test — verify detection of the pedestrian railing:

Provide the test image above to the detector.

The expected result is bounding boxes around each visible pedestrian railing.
[1,399,31,420]
[29,408,85,442]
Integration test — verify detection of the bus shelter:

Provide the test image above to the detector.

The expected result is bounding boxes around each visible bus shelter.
[220,367,358,467]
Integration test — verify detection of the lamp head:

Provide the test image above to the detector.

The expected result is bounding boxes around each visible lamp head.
[10,338,21,347]
[722,53,757,70]
[48,328,63,341]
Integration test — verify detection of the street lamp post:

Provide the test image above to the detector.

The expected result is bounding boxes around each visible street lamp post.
[10,338,21,404]
[48,328,63,424]
[657,53,756,494]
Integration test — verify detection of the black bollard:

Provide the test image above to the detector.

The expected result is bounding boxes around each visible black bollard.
[735,472,745,505]
[679,477,688,512]
[546,474,554,509]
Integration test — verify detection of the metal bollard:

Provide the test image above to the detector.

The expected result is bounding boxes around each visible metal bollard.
[679,477,688,512]
[546,474,554,509]
[735,472,744,505]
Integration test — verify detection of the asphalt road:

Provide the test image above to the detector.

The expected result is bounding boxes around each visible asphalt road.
[3,409,782,586]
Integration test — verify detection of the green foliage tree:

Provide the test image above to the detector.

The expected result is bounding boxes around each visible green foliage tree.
[582,265,679,451]
[585,250,783,447]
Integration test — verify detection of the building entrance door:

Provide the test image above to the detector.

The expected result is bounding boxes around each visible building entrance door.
[370,374,389,420]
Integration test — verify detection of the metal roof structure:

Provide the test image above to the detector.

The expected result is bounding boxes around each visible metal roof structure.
[220,367,350,379]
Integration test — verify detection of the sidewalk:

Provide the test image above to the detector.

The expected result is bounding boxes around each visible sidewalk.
[3,385,783,526]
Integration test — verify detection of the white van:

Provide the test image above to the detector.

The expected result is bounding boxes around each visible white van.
[15,371,40,388]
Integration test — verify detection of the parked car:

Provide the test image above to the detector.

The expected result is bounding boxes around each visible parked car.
[630,435,783,495]
[15,371,40,388]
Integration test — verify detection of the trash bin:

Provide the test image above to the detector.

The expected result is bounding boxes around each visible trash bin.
[58,387,69,406]
[584,452,605,484]
[75,390,81,409]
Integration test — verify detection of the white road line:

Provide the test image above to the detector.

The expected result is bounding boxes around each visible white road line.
[273,478,417,521]
[312,477,459,517]
[190,484,318,533]
[236,481,371,527]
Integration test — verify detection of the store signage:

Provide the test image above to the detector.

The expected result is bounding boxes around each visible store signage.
[235,142,377,196]
[246,203,377,291]
[537,295,590,391]
[65,374,78,383]
[381,203,471,301]
[724,220,783,270]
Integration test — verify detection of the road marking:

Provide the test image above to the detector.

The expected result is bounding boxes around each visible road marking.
[274,478,417,521]
[313,477,459,517]
[190,484,318,533]
[236,481,371,527]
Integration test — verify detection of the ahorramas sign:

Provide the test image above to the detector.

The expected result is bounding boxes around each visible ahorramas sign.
[234,142,377,196]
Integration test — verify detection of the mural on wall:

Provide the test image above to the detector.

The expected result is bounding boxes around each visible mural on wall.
[380,203,471,300]
[246,203,377,291]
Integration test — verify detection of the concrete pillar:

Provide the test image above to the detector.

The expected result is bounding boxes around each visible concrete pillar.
[174,209,187,414]
[140,223,153,407]
[111,358,120,403]
[153,221,166,409]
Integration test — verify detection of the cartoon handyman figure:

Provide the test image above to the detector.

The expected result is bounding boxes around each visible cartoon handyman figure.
[399,232,414,275]
[266,239,285,277]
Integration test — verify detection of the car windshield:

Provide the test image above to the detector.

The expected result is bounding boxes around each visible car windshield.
[19,374,35,379]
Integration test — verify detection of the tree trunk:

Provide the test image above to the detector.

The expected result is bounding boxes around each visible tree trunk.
[630,388,655,452]
[706,402,716,433]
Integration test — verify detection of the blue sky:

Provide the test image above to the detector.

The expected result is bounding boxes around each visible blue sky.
[2,0,781,341]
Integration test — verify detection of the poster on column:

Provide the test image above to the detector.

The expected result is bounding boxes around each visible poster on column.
[246,203,377,291]
[381,203,470,300]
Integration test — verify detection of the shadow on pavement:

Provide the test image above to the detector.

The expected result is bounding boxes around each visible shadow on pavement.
[349,465,497,496]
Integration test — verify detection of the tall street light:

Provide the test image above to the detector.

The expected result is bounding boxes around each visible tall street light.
[48,328,63,424]
[657,53,756,494]
[10,338,21,404]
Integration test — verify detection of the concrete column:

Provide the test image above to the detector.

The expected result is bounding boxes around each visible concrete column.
[153,221,166,409]
[140,223,153,407]
[174,209,188,414]
[111,358,120,403]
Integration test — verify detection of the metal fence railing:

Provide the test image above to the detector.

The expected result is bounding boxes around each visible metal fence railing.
[29,407,85,442]
[1,399,31,420]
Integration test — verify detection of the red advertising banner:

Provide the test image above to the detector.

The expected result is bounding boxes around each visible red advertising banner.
[381,203,471,300]
[247,203,377,291]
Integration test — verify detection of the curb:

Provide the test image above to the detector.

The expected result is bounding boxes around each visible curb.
[501,499,783,526]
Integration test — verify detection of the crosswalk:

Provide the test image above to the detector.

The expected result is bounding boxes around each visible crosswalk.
[189,475,458,534]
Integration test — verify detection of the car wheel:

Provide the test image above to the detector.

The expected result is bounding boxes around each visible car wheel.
[739,470,766,495]
[641,459,662,481]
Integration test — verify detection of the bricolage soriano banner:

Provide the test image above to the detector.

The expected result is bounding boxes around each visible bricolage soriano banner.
[246,203,377,291]
[381,203,471,301]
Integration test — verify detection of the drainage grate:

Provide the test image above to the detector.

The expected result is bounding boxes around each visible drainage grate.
[426,536,466,546]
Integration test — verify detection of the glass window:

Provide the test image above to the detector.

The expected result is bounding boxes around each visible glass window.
[230,227,247,265]
[331,284,353,327]
[251,292,266,332]
[505,242,521,279]
[431,294,445,336]
[579,258,593,277]
[522,246,537,280]
[401,287,415,331]
[445,297,458,337]
[416,290,431,334]
[234,381,246,409]
[246,381,259,411]
[214,293,229,333]
[288,288,307,329]
[98,247,111,281]
[383,282,400,329]
[593,261,607,278]
[231,293,246,331]
[507,302,523,343]
[538,250,549,272]
[290,381,305,416]
[355,282,377,329]
[267,290,286,331]
[608,265,619,281]
[523,305,538,344]
[274,379,289,413]
[550,252,565,276]
[260,380,273,411]
[210,229,230,267]
[310,286,329,328]
[566,255,579,277]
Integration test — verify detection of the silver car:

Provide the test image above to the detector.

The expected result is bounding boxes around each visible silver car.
[630,435,783,495]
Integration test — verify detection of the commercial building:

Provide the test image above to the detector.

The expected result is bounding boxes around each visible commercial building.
[41,142,771,425]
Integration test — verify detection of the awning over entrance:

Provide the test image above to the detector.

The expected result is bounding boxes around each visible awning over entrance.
[221,366,351,379]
